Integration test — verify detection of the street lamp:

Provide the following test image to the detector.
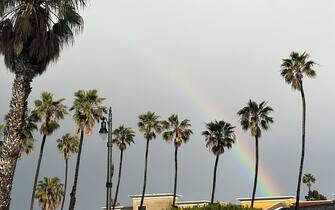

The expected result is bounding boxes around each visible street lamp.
[99,107,113,210]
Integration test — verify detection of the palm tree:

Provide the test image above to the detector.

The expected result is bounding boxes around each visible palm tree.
[19,110,39,160]
[35,177,63,210]
[3,110,39,159]
[57,133,79,210]
[112,126,135,210]
[280,52,316,209]
[0,1,87,207]
[202,120,235,204]
[138,112,164,209]
[0,123,4,139]
[237,100,274,208]
[162,114,192,207]
[30,92,67,210]
[68,90,106,210]
[303,173,316,195]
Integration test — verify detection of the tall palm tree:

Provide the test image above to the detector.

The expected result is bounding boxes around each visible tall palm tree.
[138,112,163,209]
[202,120,235,204]
[303,173,316,195]
[280,52,316,209]
[112,126,135,210]
[57,133,79,210]
[30,92,67,210]
[237,100,274,208]
[68,90,106,210]
[0,1,86,207]
[35,177,63,210]
[162,114,192,207]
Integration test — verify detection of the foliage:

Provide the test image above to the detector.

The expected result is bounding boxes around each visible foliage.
[303,173,316,190]
[305,190,327,201]
[3,110,39,159]
[162,114,193,147]
[0,0,87,73]
[56,133,79,160]
[33,92,67,136]
[237,100,273,138]
[70,89,106,134]
[0,122,4,139]
[113,125,135,151]
[35,177,63,210]
[138,112,164,140]
[280,52,316,90]
[202,120,235,155]
[170,204,260,210]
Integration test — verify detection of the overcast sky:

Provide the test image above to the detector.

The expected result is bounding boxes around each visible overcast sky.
[1,0,335,209]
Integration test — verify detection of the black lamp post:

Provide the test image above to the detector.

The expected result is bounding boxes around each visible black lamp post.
[99,107,113,210]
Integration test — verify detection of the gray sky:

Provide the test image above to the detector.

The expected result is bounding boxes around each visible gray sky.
[1,0,335,209]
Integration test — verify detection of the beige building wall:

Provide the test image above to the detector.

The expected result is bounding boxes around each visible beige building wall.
[131,195,180,210]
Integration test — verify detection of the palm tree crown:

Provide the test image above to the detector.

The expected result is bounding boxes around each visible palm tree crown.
[33,92,67,135]
[0,0,86,74]
[162,114,193,147]
[35,177,63,210]
[202,120,236,155]
[138,112,164,140]
[303,173,316,189]
[57,133,79,160]
[280,52,316,90]
[237,100,274,138]
[70,90,106,134]
[113,126,135,151]
[0,123,4,139]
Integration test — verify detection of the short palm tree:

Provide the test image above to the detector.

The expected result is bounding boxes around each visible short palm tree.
[162,114,192,207]
[280,52,316,209]
[202,120,235,204]
[0,1,86,207]
[57,133,79,210]
[35,177,63,210]
[303,173,316,195]
[30,92,67,210]
[68,90,106,210]
[19,110,39,159]
[0,123,4,139]
[138,112,164,209]
[237,100,274,208]
[112,126,135,210]
[3,110,39,159]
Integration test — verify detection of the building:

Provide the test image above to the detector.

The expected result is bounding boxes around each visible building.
[101,193,218,210]
[237,196,296,210]
[237,196,334,210]
[130,193,181,210]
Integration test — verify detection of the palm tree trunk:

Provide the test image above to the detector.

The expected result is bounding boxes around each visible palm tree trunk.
[30,134,47,210]
[251,136,259,208]
[172,146,178,207]
[211,154,220,204]
[139,138,150,209]
[295,85,306,210]
[61,159,69,210]
[112,150,124,210]
[69,130,84,210]
[0,72,33,210]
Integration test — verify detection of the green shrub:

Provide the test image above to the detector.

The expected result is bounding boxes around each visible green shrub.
[170,204,260,210]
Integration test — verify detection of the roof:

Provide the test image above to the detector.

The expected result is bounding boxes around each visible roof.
[129,193,182,198]
[177,200,211,205]
[237,196,295,202]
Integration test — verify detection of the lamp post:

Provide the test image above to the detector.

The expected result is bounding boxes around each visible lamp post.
[99,107,113,210]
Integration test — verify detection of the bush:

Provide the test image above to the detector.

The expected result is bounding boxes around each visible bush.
[171,204,260,210]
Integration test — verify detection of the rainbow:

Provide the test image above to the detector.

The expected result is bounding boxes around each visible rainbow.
[116,33,282,196]
[160,63,282,196]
